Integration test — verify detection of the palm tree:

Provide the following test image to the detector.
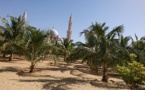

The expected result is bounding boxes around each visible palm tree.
[0,16,25,61]
[116,35,132,66]
[131,35,145,64]
[58,38,74,61]
[67,22,124,82]
[19,26,49,73]
[75,30,99,73]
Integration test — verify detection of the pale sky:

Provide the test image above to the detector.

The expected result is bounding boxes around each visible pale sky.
[0,0,145,42]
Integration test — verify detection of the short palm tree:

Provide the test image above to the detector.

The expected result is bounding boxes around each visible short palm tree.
[57,38,74,61]
[75,30,99,73]
[0,16,25,61]
[67,22,124,82]
[20,26,49,73]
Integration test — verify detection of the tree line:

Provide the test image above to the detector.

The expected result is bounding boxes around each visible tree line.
[0,15,145,89]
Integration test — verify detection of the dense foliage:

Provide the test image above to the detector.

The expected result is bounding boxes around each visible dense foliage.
[0,16,25,61]
[117,54,145,90]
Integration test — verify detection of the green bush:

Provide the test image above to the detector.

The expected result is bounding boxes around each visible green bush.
[117,61,145,90]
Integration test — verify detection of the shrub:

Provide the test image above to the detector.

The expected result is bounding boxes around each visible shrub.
[117,61,145,90]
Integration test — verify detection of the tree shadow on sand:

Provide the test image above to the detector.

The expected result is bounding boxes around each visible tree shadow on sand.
[19,77,90,90]
[0,67,22,73]
[0,55,26,62]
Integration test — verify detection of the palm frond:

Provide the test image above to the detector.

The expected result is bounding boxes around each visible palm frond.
[107,25,124,39]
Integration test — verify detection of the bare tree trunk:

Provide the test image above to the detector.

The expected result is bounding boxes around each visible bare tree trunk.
[9,53,13,61]
[87,60,91,66]
[128,84,134,90]
[102,60,108,82]
[3,54,5,57]
[29,62,35,73]
[130,87,133,90]
[64,53,67,61]
[96,66,98,74]
[64,55,66,61]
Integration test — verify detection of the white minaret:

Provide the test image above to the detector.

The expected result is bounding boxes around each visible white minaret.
[22,11,27,24]
[67,15,72,41]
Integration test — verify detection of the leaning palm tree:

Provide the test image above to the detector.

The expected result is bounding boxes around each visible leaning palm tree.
[0,16,25,61]
[19,26,49,73]
[67,22,124,82]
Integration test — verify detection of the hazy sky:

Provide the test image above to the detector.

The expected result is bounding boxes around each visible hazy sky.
[0,0,145,42]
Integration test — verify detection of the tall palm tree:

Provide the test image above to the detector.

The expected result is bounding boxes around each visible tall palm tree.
[19,26,49,73]
[67,22,124,82]
[0,16,25,61]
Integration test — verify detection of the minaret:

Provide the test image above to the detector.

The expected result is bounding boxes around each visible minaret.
[22,11,27,24]
[67,15,72,41]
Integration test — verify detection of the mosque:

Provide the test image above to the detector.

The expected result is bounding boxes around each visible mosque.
[48,15,72,42]
[22,11,72,43]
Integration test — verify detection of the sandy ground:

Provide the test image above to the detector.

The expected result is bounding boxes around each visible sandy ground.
[0,56,129,90]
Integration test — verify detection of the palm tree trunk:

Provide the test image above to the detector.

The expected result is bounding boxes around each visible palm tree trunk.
[9,53,13,61]
[87,60,91,66]
[64,54,67,61]
[3,54,5,57]
[128,84,134,90]
[29,62,35,73]
[102,60,108,82]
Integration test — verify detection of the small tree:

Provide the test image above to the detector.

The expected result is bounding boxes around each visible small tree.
[0,16,26,61]
[117,60,145,90]
[59,38,74,61]
[67,22,124,82]
[21,26,49,73]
